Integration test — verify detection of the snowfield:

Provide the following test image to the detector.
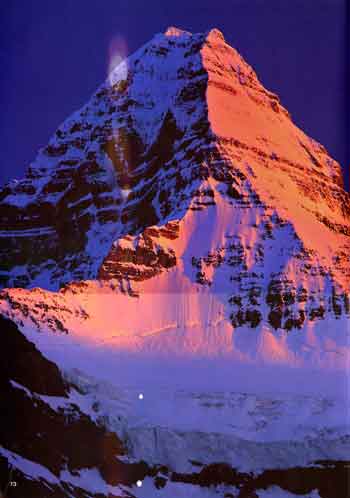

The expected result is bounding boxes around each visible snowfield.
[39,367,350,474]
[131,478,322,498]
[6,363,348,496]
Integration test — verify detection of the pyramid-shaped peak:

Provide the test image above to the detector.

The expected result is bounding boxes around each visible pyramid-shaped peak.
[164,26,191,37]
[205,28,225,42]
[0,23,348,297]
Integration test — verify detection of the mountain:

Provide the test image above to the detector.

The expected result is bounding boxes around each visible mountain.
[1,26,350,498]
[0,26,349,366]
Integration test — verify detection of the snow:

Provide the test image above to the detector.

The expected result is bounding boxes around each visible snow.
[1,180,348,367]
[0,445,324,497]
[164,27,192,38]
[0,447,125,496]
[10,380,33,398]
[121,477,322,498]
[59,467,122,495]
[1,26,349,497]
[1,25,348,297]
[0,193,35,207]
[0,446,59,484]
[131,477,238,497]
[0,227,55,237]
[107,59,128,87]
[8,347,345,476]
[258,488,320,498]
[24,366,346,475]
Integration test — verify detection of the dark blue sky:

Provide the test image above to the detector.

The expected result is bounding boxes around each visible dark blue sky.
[0,0,348,189]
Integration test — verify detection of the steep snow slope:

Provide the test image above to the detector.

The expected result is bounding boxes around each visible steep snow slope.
[0,275,349,368]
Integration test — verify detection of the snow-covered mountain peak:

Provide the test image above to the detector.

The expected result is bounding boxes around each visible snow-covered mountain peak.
[0,27,349,368]
[164,26,192,37]
[205,27,226,42]
[1,27,349,498]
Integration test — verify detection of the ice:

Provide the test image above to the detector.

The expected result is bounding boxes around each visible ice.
[0,447,59,484]
[31,367,348,474]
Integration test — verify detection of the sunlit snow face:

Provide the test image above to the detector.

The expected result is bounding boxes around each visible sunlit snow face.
[107,34,128,85]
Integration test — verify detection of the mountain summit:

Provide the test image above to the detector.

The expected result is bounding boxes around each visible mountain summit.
[0,27,349,367]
